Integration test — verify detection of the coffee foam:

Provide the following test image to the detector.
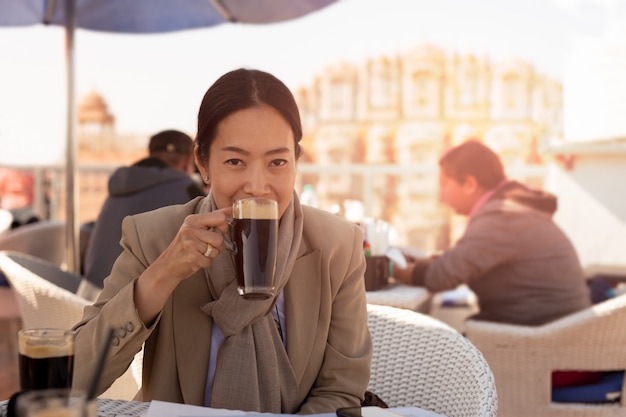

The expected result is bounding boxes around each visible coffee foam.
[234,199,278,219]
[19,340,73,358]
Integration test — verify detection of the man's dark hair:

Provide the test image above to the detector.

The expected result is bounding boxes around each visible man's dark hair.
[149,130,193,155]
[439,140,505,189]
[147,130,194,168]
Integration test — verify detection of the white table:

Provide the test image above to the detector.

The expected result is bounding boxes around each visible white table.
[0,398,150,417]
[366,283,430,312]
[98,398,149,416]
[146,401,446,417]
[1,399,446,417]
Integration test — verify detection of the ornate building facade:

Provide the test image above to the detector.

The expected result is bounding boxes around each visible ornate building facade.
[77,90,116,152]
[294,44,562,251]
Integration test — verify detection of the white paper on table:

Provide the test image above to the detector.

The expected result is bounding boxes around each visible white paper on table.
[385,247,407,269]
[440,284,476,305]
[147,400,248,417]
[391,407,446,417]
[399,246,428,260]
[146,402,445,417]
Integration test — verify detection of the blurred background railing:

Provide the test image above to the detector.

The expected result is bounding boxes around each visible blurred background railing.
[4,162,548,253]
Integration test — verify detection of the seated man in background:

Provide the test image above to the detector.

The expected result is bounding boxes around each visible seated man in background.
[84,129,205,288]
[394,139,590,326]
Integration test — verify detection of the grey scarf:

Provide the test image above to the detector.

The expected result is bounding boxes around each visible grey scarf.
[199,191,303,413]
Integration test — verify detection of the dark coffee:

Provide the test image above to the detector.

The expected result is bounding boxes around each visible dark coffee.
[19,353,74,390]
[18,329,75,392]
[233,217,278,299]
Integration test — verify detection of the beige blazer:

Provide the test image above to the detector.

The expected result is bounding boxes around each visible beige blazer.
[73,197,372,414]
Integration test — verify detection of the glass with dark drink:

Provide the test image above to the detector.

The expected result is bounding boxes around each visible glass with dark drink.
[232,197,278,299]
[18,329,75,391]
[16,389,95,417]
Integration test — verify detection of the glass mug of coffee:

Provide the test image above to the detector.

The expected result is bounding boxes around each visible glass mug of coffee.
[231,197,279,299]
[18,329,76,391]
[16,389,95,417]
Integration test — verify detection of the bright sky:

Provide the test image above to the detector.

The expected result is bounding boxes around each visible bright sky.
[0,0,625,165]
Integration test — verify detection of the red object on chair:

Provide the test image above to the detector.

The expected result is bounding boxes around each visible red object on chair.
[552,371,603,388]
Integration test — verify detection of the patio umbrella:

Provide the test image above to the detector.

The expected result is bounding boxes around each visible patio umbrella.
[0,0,336,273]
[0,0,337,32]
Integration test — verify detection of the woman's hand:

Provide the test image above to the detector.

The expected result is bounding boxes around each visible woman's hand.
[149,207,232,283]
[135,206,232,325]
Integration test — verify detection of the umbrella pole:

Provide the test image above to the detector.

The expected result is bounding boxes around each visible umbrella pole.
[64,0,80,274]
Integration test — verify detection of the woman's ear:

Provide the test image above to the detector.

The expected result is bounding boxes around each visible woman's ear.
[193,145,207,179]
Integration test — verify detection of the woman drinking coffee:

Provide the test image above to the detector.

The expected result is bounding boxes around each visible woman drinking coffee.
[72,68,372,414]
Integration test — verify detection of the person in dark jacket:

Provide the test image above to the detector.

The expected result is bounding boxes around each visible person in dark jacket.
[84,130,205,287]
[394,139,590,326]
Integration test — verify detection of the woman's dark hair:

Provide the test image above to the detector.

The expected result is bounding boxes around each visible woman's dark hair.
[196,68,303,161]
[439,139,505,189]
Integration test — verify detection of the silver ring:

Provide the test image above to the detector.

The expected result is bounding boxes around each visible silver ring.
[203,243,213,258]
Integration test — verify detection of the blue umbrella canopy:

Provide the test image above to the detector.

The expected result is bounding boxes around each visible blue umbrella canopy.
[0,0,336,32]
[0,0,337,272]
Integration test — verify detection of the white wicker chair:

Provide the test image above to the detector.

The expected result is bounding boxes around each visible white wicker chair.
[0,220,67,267]
[0,220,94,272]
[0,251,88,329]
[0,250,142,401]
[366,304,498,417]
[464,294,626,417]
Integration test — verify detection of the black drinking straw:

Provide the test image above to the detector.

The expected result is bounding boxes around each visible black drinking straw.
[86,327,115,401]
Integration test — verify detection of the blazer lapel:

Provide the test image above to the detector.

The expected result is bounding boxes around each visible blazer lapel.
[173,269,213,405]
[285,245,321,385]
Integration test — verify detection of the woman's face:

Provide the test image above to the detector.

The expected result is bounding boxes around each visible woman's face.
[198,105,297,217]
